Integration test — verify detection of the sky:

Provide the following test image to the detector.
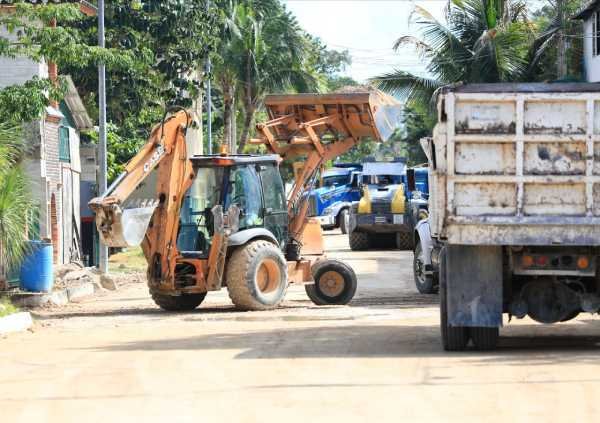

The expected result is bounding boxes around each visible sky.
[283,0,547,83]
[283,0,449,83]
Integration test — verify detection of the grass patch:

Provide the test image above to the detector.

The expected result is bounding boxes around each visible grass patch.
[108,247,147,273]
[0,297,19,317]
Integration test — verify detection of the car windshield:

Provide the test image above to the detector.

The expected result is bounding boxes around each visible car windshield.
[322,174,349,187]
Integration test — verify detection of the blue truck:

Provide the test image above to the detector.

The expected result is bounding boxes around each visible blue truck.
[348,160,429,250]
[307,164,363,234]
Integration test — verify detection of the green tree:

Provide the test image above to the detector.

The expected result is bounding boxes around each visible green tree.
[370,0,536,105]
[0,123,32,283]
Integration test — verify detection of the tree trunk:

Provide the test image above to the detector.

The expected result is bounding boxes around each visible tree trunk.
[230,96,237,154]
[557,0,567,78]
[239,102,256,153]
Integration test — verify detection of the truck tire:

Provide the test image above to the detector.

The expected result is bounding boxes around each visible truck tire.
[396,231,413,250]
[305,259,358,305]
[151,291,207,311]
[439,248,469,351]
[470,327,499,351]
[349,231,370,250]
[339,209,349,234]
[226,240,288,311]
[413,240,437,294]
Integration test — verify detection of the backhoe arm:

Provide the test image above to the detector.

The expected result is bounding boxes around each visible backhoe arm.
[89,111,193,250]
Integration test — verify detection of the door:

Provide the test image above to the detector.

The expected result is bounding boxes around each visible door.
[259,164,288,247]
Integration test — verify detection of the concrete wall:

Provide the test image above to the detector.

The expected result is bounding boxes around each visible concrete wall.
[583,16,600,82]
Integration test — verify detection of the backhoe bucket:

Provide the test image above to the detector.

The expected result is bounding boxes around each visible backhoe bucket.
[90,199,158,248]
[262,89,403,143]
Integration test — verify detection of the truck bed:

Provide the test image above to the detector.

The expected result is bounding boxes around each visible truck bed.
[429,83,600,245]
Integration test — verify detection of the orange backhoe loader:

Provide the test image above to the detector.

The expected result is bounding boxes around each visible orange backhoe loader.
[89,91,402,311]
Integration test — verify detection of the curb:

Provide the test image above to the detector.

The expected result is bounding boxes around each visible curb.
[0,312,33,335]
[11,281,95,308]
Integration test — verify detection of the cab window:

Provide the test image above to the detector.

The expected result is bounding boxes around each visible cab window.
[228,165,263,228]
[260,164,286,212]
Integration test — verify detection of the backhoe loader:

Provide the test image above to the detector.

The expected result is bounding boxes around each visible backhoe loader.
[89,91,402,311]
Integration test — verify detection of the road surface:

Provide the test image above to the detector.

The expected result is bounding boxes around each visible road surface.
[2,231,600,422]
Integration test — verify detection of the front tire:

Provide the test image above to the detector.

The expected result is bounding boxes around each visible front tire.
[305,260,357,305]
[349,231,370,250]
[439,248,469,351]
[339,209,349,234]
[226,240,288,311]
[151,291,206,311]
[413,240,437,294]
[396,231,413,250]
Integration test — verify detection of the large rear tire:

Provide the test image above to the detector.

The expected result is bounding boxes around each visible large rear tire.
[470,327,499,351]
[226,240,288,311]
[439,248,469,351]
[305,259,357,305]
[349,231,370,251]
[413,240,437,294]
[151,291,206,311]
[396,231,413,250]
[339,209,349,234]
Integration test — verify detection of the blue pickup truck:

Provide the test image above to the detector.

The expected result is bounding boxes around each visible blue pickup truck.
[348,161,429,250]
[307,164,362,234]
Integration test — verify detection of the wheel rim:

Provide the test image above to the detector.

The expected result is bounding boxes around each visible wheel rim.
[318,270,345,297]
[256,258,282,294]
[414,246,426,284]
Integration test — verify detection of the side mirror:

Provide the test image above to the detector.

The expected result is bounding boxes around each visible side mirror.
[406,169,416,192]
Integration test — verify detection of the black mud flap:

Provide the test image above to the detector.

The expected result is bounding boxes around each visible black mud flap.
[446,245,503,328]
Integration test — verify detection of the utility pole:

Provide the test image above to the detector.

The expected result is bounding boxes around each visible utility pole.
[98,0,108,274]
[206,0,213,155]
[557,0,567,79]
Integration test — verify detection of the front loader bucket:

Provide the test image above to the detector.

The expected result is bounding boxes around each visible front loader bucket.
[262,89,403,143]
[90,199,158,248]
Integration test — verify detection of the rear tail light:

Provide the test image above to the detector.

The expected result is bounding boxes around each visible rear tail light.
[522,255,534,267]
[535,255,549,267]
[577,256,590,270]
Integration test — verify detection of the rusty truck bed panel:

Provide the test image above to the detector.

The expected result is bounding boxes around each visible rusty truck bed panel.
[429,84,600,245]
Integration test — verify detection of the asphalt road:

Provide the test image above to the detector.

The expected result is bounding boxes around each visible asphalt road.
[2,231,600,422]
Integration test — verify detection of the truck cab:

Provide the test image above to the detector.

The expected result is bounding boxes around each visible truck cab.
[307,164,362,233]
[348,160,429,251]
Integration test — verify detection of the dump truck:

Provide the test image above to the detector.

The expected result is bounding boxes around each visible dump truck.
[90,91,402,311]
[348,161,429,251]
[417,83,600,350]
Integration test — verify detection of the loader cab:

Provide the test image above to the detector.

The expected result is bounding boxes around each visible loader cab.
[177,155,288,258]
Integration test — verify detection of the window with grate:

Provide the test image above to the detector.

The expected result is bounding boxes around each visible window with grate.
[59,126,70,162]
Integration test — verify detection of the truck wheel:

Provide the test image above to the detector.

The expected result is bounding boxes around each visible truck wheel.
[305,259,357,305]
[349,231,370,250]
[396,232,413,250]
[151,291,207,311]
[226,240,288,311]
[439,248,469,351]
[339,209,349,234]
[413,240,436,294]
[470,327,499,351]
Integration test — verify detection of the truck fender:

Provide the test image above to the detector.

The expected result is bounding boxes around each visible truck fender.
[328,201,352,219]
[414,219,433,266]
[228,228,278,247]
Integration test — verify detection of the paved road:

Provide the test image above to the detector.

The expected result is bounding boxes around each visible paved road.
[2,232,600,422]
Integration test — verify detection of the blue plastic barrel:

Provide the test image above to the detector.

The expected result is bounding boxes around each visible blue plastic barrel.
[19,241,54,292]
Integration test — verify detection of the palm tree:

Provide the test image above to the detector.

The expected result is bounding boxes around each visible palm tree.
[0,123,32,286]
[370,0,535,105]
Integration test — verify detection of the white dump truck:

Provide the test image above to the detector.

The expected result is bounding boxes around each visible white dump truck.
[415,83,600,350]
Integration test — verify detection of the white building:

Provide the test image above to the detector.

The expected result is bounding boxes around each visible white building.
[575,1,600,82]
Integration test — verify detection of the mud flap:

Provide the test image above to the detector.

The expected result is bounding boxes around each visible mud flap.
[446,245,503,328]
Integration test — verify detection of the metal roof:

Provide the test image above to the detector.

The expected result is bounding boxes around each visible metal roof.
[574,0,600,19]
[63,75,93,130]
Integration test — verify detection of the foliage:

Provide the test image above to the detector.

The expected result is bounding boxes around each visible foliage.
[85,124,141,182]
[395,103,436,166]
[0,124,32,280]
[527,0,583,81]
[370,0,536,106]
[0,296,19,317]
[0,2,132,123]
